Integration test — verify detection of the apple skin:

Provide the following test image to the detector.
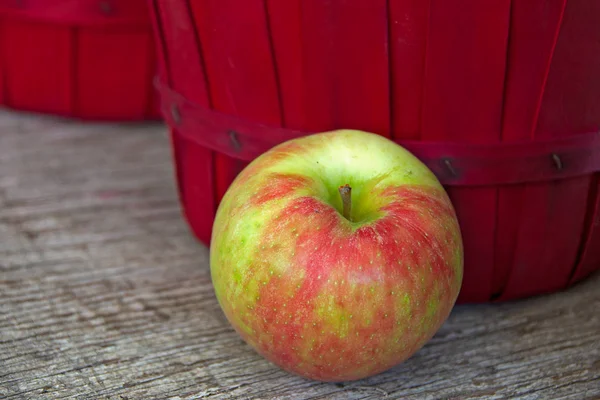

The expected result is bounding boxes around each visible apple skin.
[210,129,463,382]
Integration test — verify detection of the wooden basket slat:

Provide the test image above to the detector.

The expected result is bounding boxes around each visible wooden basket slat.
[421,0,511,302]
[153,0,215,244]
[189,0,282,204]
[502,2,586,300]
[293,1,335,132]
[500,0,600,299]
[266,1,304,131]
[494,0,567,298]
[324,0,390,136]
[388,0,429,142]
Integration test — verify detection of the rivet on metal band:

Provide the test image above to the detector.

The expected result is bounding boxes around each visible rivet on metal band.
[229,130,242,152]
[99,1,113,15]
[443,158,458,177]
[552,153,563,170]
[170,104,181,125]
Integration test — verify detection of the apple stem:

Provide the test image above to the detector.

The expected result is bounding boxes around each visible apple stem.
[338,184,352,222]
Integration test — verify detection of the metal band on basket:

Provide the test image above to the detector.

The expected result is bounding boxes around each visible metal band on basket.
[156,79,600,187]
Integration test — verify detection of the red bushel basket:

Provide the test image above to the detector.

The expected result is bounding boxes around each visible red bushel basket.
[0,0,159,120]
[149,0,600,303]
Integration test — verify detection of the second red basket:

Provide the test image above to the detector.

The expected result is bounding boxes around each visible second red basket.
[0,0,159,120]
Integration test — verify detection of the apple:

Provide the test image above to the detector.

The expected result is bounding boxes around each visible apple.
[210,129,463,382]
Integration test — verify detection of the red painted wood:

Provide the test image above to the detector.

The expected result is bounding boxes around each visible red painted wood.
[0,1,158,121]
[500,177,589,300]
[153,0,215,244]
[295,1,335,132]
[537,0,600,291]
[495,0,566,298]
[75,27,155,120]
[266,0,304,130]
[389,0,430,141]
[421,0,511,302]
[499,0,600,300]
[2,20,74,115]
[189,0,281,203]
[0,22,4,104]
[330,0,390,136]
[572,177,600,283]
[537,0,600,135]
[299,0,390,136]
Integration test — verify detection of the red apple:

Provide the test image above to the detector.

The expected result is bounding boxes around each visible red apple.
[210,129,463,381]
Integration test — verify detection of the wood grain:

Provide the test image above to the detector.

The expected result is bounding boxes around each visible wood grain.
[0,110,599,400]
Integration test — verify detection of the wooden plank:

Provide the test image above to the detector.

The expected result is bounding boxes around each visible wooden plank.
[421,0,511,302]
[0,109,599,399]
[1,20,73,116]
[75,27,154,120]
[189,0,282,203]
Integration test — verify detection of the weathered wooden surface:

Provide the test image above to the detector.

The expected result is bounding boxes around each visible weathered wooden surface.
[0,109,599,400]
